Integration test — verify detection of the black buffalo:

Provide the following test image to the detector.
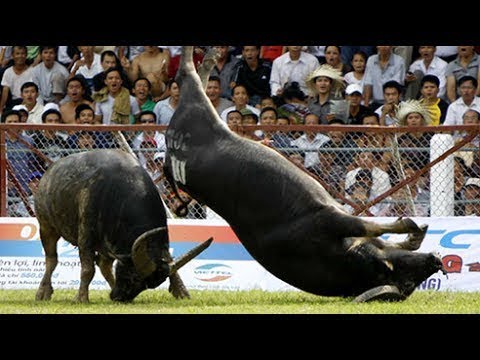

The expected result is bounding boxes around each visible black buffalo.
[163,46,445,302]
[34,149,212,303]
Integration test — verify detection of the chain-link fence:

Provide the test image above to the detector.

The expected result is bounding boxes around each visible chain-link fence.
[1,123,480,218]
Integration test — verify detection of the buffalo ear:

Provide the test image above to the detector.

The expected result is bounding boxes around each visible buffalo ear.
[132,227,167,278]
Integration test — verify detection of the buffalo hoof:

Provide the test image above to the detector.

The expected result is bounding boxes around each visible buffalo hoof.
[353,285,405,303]
[169,272,190,299]
[35,285,54,301]
[398,217,421,233]
[397,224,429,251]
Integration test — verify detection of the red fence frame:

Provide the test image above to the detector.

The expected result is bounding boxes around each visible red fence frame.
[1,123,479,217]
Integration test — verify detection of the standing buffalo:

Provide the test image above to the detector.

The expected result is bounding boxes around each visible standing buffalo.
[163,46,445,302]
[34,149,212,303]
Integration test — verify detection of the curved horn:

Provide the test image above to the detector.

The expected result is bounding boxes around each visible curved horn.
[132,227,167,278]
[353,285,404,303]
[169,237,213,274]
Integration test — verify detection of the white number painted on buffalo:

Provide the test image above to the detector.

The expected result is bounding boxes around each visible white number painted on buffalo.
[171,156,187,185]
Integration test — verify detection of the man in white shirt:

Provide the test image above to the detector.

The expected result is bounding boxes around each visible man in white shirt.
[270,46,319,97]
[444,76,480,126]
[405,46,448,100]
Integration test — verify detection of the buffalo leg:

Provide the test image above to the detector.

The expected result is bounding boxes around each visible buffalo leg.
[75,222,96,303]
[392,224,429,251]
[95,254,115,289]
[340,215,423,239]
[197,48,220,90]
[76,247,95,303]
[35,224,60,301]
[163,250,190,299]
[351,224,429,252]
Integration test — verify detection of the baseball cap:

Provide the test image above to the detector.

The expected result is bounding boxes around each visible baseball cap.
[240,108,258,121]
[345,83,363,95]
[12,104,28,112]
[465,177,480,188]
[42,102,60,114]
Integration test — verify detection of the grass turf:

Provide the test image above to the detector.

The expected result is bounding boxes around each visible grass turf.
[0,289,479,314]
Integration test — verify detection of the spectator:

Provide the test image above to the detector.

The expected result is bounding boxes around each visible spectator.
[324,46,351,76]
[291,112,330,168]
[343,171,381,216]
[10,171,43,217]
[271,115,294,149]
[374,80,403,126]
[208,46,239,100]
[153,79,180,126]
[240,108,261,141]
[92,50,130,93]
[379,162,430,217]
[3,110,36,197]
[130,77,156,123]
[345,151,392,207]
[343,51,367,87]
[404,46,447,100]
[205,76,233,116]
[345,84,370,125]
[395,99,433,169]
[455,109,480,146]
[257,106,278,142]
[270,46,319,97]
[20,82,44,124]
[67,104,110,149]
[259,96,276,109]
[69,46,103,93]
[463,177,480,216]
[32,107,68,165]
[12,104,29,123]
[59,75,95,124]
[131,110,166,166]
[226,109,242,130]
[93,67,140,124]
[31,46,69,104]
[363,46,406,109]
[418,74,448,125]
[444,75,480,126]
[232,46,271,107]
[122,46,170,101]
[305,64,345,124]
[446,46,479,103]
[220,84,260,122]
[340,46,375,66]
[0,46,33,114]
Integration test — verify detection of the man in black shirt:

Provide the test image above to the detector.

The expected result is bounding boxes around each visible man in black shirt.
[232,46,271,107]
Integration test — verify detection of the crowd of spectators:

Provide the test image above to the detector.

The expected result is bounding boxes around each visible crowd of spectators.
[2,46,480,218]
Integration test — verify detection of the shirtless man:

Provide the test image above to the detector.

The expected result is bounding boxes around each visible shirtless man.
[60,76,95,124]
[121,46,169,101]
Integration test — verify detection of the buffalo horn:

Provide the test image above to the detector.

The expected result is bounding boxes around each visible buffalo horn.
[169,237,213,274]
[132,227,167,278]
[353,285,404,303]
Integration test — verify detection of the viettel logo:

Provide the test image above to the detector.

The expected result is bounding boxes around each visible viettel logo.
[194,263,233,282]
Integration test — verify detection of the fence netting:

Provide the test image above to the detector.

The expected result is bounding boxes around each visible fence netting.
[2,124,480,219]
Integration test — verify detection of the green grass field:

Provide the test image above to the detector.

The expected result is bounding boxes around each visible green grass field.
[1,289,479,314]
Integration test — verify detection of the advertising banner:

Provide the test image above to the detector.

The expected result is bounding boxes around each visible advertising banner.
[1,217,479,292]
